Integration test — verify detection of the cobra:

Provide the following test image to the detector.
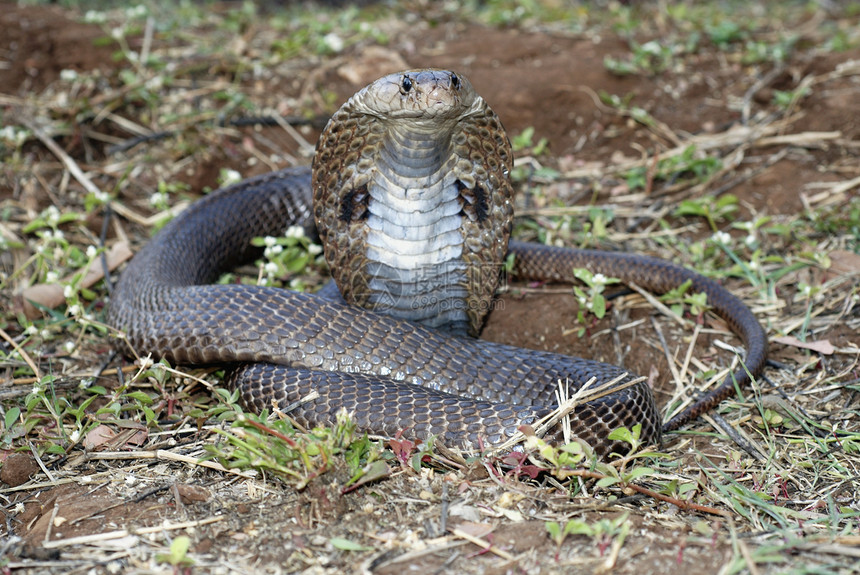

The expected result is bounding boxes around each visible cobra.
[108,69,768,456]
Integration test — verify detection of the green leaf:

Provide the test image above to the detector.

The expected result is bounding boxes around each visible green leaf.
[511,126,535,151]
[126,391,153,404]
[607,427,634,444]
[592,294,606,319]
[546,521,562,542]
[596,476,620,488]
[330,537,371,551]
[169,535,191,564]
[563,519,594,536]
[675,199,708,217]
[344,460,390,491]
[4,407,20,430]
[624,466,655,481]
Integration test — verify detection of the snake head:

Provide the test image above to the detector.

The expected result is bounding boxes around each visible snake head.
[351,69,481,122]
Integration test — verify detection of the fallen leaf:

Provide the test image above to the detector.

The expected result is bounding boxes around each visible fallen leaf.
[84,424,116,449]
[828,250,860,276]
[451,521,494,538]
[771,335,835,355]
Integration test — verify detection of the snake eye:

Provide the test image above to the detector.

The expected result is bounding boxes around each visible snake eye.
[450,73,460,89]
[400,76,413,94]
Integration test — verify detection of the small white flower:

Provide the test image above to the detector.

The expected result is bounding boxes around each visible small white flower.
[86,245,98,259]
[149,191,168,206]
[711,231,732,245]
[285,225,305,239]
[70,430,81,443]
[45,271,59,283]
[83,10,106,23]
[25,325,38,335]
[641,40,662,55]
[93,189,110,203]
[68,304,81,317]
[45,205,60,225]
[111,27,124,40]
[60,69,78,82]
[53,229,64,240]
[264,262,279,275]
[263,236,278,247]
[592,273,607,286]
[63,341,75,354]
[323,33,344,53]
[1,125,29,145]
[13,502,25,514]
[40,329,51,340]
[308,244,323,256]
[745,234,756,247]
[220,169,242,186]
[63,285,75,299]
[126,4,148,18]
[264,244,283,258]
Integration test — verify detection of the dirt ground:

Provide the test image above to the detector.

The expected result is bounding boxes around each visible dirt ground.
[1,2,859,574]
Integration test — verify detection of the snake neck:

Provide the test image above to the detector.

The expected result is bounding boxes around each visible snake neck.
[363,120,471,334]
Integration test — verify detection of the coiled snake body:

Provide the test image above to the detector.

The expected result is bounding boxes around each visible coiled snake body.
[109,70,768,456]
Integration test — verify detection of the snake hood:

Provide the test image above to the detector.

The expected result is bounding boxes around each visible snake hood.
[312,69,515,336]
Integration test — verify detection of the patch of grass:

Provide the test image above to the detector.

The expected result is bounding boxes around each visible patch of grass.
[546,513,631,559]
[247,226,326,290]
[659,279,710,319]
[598,91,658,128]
[570,267,620,337]
[626,147,723,196]
[604,39,686,76]
[673,193,738,232]
[208,408,386,490]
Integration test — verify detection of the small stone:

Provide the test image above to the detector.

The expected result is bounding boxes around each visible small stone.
[175,484,210,504]
[1,453,40,487]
